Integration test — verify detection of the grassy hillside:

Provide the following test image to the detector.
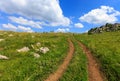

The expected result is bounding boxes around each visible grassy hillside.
[1,30,120,81]
[75,31,120,81]
[0,31,69,81]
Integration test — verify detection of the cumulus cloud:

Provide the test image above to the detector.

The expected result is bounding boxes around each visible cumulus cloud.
[17,25,34,32]
[9,16,42,28]
[74,23,84,28]
[79,6,120,24]
[55,28,69,32]
[2,23,17,31]
[0,0,70,26]
[2,23,34,32]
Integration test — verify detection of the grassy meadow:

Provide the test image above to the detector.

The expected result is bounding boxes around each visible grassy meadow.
[0,31,69,81]
[0,30,120,81]
[75,32,120,81]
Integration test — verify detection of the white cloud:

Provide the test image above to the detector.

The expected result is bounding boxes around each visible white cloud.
[9,16,42,28]
[2,23,17,31]
[2,23,34,32]
[74,23,84,28]
[79,6,120,24]
[18,25,34,32]
[0,0,70,26]
[55,28,69,32]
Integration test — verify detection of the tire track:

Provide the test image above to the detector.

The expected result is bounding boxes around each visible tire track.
[78,41,104,81]
[44,39,74,81]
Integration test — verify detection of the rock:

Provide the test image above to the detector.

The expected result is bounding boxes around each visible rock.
[88,23,120,34]
[32,35,35,38]
[0,39,4,42]
[17,47,30,52]
[0,55,9,60]
[33,53,40,58]
[40,47,49,54]
[8,34,13,37]
[36,42,41,46]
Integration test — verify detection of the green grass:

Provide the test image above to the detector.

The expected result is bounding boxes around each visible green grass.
[60,36,88,81]
[0,31,69,81]
[74,32,120,81]
[1,30,120,81]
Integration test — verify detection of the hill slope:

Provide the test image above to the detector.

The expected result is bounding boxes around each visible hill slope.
[75,31,120,81]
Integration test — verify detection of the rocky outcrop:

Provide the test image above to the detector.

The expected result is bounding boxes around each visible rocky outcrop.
[88,23,120,34]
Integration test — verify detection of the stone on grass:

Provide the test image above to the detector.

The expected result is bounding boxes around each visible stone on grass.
[17,47,30,52]
[33,53,40,58]
[0,55,9,60]
[36,42,41,46]
[32,35,35,38]
[40,47,49,54]
[8,34,13,37]
[0,39,4,42]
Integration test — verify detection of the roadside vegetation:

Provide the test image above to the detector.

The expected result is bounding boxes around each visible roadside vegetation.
[74,32,120,81]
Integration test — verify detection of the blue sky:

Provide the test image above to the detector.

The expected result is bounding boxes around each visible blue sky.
[0,0,120,33]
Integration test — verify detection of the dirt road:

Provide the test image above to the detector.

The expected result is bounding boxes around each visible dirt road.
[78,41,104,81]
[44,39,74,81]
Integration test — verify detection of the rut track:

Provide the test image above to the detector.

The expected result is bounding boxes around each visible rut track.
[44,39,74,81]
[78,41,104,81]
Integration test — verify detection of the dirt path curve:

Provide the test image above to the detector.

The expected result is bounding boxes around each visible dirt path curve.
[78,41,104,81]
[44,39,74,81]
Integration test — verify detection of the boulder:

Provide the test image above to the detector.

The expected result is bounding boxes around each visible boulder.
[17,47,30,52]
[0,55,9,60]
[8,34,13,37]
[32,35,35,38]
[88,23,120,34]
[33,53,40,58]
[40,47,49,54]
[0,39,4,42]
[36,42,41,46]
